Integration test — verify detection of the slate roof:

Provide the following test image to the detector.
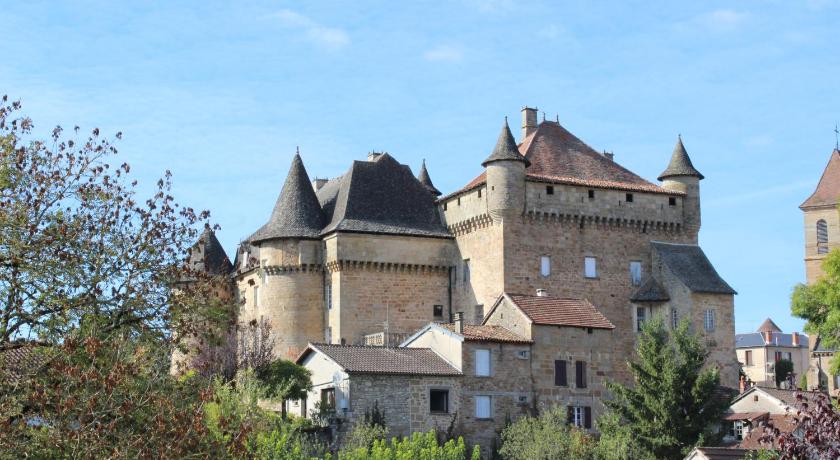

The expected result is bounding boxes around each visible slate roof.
[442,324,532,344]
[316,154,451,238]
[188,227,233,276]
[757,318,782,333]
[812,335,836,353]
[482,120,530,167]
[417,160,442,196]
[651,241,736,294]
[630,277,670,302]
[299,344,461,376]
[658,136,704,181]
[688,447,752,460]
[250,154,325,242]
[801,149,840,209]
[735,332,808,348]
[504,294,615,329]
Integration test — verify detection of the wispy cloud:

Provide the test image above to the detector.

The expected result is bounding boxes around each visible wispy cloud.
[695,9,749,32]
[269,9,349,50]
[423,45,464,62]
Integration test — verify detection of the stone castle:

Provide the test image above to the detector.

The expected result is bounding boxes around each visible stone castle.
[181,106,739,390]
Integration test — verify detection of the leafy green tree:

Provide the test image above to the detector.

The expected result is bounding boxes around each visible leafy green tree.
[600,317,728,460]
[800,373,809,391]
[255,359,312,418]
[498,406,597,460]
[774,359,794,388]
[792,248,840,374]
[338,430,478,460]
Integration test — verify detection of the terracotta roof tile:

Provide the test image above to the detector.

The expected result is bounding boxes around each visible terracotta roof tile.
[736,413,801,449]
[0,344,51,384]
[301,344,461,376]
[757,318,782,333]
[801,149,840,209]
[442,324,532,344]
[507,294,615,329]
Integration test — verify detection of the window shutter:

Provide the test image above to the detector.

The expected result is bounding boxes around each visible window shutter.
[584,407,592,429]
[555,360,567,386]
[576,361,587,388]
[475,349,491,376]
[567,406,574,424]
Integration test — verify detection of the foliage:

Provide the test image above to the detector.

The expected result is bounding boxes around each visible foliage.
[601,317,728,459]
[594,412,656,460]
[754,391,840,459]
[791,248,840,374]
[338,430,479,460]
[255,358,312,403]
[774,359,794,388]
[799,373,808,391]
[498,406,597,460]
[344,421,388,452]
[362,400,387,428]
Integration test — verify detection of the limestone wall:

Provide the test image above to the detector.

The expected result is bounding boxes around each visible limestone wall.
[803,206,840,284]
[738,344,810,387]
[450,223,505,325]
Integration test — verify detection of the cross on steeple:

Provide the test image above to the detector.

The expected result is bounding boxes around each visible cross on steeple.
[835,124,839,150]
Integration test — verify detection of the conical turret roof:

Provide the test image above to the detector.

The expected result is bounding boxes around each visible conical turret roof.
[417,160,441,196]
[658,136,704,181]
[757,318,782,333]
[482,119,530,167]
[187,226,233,277]
[250,153,325,242]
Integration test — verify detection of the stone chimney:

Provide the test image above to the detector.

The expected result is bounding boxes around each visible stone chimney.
[536,288,548,297]
[763,331,773,344]
[367,151,384,162]
[603,150,614,161]
[311,178,328,191]
[521,106,538,139]
[453,312,464,334]
[792,332,800,347]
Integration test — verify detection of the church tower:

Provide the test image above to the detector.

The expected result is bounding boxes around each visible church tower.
[483,119,529,224]
[800,148,840,284]
[658,136,704,243]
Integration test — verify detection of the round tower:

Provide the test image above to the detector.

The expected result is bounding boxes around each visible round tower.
[245,152,326,360]
[483,119,530,224]
[658,136,704,242]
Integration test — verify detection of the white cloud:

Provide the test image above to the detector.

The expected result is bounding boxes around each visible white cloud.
[269,9,349,50]
[423,45,464,62]
[695,9,749,32]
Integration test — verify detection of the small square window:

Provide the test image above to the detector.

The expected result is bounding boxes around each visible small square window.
[668,197,676,206]
[626,193,634,202]
[430,389,449,413]
[588,189,595,199]
[475,395,491,419]
[478,188,482,198]
[457,197,461,206]
[546,185,554,195]
[433,305,444,318]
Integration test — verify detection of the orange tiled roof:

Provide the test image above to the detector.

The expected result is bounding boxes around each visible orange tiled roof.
[801,149,840,209]
[507,294,615,330]
[442,324,532,344]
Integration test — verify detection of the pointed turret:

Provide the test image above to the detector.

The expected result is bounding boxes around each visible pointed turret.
[658,136,704,181]
[188,226,233,276]
[482,119,530,167]
[417,159,442,197]
[250,153,325,242]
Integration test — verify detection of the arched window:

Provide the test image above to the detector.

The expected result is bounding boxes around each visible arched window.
[817,219,829,254]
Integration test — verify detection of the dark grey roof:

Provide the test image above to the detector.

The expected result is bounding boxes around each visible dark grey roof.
[757,318,782,333]
[417,160,442,196]
[630,277,670,302]
[657,136,704,181]
[651,241,736,294]
[188,227,233,276]
[316,154,451,238]
[813,335,836,353]
[250,154,325,242]
[300,344,462,376]
[735,332,808,348]
[482,120,530,167]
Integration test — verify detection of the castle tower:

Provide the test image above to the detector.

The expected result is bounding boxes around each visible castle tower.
[658,136,704,242]
[417,159,442,197]
[483,119,530,224]
[245,152,326,359]
[800,148,840,284]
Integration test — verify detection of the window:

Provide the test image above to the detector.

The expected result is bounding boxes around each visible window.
[475,349,491,376]
[817,219,829,254]
[516,350,530,359]
[433,305,444,318]
[324,327,332,343]
[325,281,332,310]
[636,307,646,332]
[443,202,447,211]
[729,421,744,440]
[457,197,461,206]
[463,259,471,284]
[575,361,587,388]
[629,261,642,286]
[554,360,568,386]
[474,304,484,325]
[253,286,260,309]
[430,389,449,413]
[669,196,676,206]
[625,193,634,202]
[671,307,678,329]
[704,309,716,332]
[546,185,554,195]
[784,352,792,361]
[745,350,753,366]
[584,257,597,278]
[320,388,336,412]
[567,406,592,429]
[477,188,482,198]
[588,189,595,199]
[474,396,491,419]
[775,351,783,362]
[541,255,551,277]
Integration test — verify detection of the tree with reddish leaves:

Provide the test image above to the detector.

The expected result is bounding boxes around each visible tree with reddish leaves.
[754,391,840,459]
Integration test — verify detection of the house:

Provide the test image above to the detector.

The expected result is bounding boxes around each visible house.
[721,386,812,449]
[684,447,753,460]
[735,318,809,388]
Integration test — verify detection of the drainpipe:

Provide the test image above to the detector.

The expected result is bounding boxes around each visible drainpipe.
[447,267,453,323]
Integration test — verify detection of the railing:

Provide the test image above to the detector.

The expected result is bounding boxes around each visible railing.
[360,332,411,347]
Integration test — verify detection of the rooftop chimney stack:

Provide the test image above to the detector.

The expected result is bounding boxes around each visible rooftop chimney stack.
[367,151,384,162]
[311,178,328,191]
[763,331,773,344]
[536,288,548,297]
[453,312,464,333]
[521,106,538,139]
[792,332,800,347]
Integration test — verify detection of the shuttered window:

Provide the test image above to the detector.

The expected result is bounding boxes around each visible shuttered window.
[576,361,587,388]
[554,360,567,386]
[567,406,592,429]
[475,396,491,419]
[475,349,491,377]
[818,219,829,254]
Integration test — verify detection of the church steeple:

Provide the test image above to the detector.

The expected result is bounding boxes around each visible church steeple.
[658,136,704,181]
[417,159,442,197]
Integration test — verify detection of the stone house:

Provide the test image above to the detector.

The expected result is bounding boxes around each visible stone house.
[720,386,812,449]
[735,318,809,389]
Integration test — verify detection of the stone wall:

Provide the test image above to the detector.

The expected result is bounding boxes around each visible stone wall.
[803,206,840,284]
[738,344,810,387]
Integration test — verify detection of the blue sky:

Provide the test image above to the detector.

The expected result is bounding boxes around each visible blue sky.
[2,0,839,334]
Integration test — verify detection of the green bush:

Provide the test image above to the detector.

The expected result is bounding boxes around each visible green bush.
[498,406,596,460]
[339,430,479,460]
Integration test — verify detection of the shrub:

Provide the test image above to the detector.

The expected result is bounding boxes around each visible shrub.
[498,406,596,460]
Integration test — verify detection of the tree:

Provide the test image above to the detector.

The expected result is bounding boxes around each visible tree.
[791,248,840,374]
[755,391,840,459]
[254,358,312,418]
[775,359,794,388]
[600,317,729,459]
[498,406,598,460]
[800,373,809,391]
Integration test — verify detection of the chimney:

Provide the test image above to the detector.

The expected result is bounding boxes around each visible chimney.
[521,106,538,139]
[453,312,464,334]
[603,150,614,161]
[792,332,800,347]
[311,178,328,191]
[763,331,773,344]
[739,375,746,393]
[367,151,384,162]
[536,288,548,297]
